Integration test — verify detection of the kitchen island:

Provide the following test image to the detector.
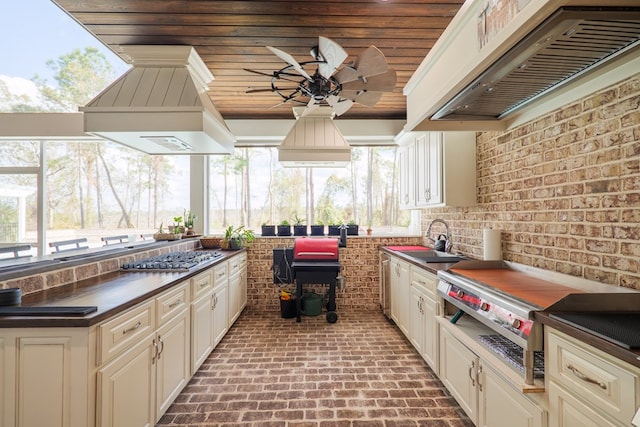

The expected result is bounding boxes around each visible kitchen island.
[0,245,247,427]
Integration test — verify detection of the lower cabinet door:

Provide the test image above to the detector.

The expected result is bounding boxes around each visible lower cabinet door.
[190,294,214,375]
[155,310,190,420]
[421,295,438,373]
[439,326,478,423]
[97,335,156,427]
[213,284,228,346]
[549,380,619,427]
[479,362,545,427]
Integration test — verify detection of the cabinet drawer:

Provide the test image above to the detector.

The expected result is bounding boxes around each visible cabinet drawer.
[156,282,189,326]
[212,262,228,284]
[191,270,213,300]
[97,300,155,365]
[229,252,247,276]
[547,329,639,424]
[410,267,437,297]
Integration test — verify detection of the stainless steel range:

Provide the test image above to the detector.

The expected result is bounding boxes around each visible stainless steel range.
[121,250,223,272]
[437,260,581,385]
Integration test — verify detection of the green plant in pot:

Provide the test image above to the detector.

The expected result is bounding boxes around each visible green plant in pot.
[310,220,324,236]
[171,216,185,234]
[347,219,359,236]
[277,219,292,236]
[184,209,197,235]
[221,225,255,250]
[293,214,307,236]
[261,222,276,236]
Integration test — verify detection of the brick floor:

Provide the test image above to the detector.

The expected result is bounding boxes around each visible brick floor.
[157,310,474,427]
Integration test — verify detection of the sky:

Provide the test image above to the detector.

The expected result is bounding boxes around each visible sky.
[0,0,126,91]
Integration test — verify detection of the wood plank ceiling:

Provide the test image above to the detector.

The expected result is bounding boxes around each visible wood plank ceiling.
[52,0,465,121]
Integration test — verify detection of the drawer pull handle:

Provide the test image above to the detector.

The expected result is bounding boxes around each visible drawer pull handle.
[200,282,209,287]
[168,299,181,308]
[123,321,142,335]
[566,364,607,390]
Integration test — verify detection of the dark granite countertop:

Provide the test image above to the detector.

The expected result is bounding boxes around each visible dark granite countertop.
[0,249,243,328]
[535,310,640,370]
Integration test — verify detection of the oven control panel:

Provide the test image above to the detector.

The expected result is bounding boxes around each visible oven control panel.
[439,281,533,340]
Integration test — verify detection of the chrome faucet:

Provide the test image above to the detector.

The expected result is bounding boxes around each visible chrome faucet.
[425,219,452,253]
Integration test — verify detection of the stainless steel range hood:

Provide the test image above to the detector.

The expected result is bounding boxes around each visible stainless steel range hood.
[433,7,640,121]
[80,46,235,155]
[405,2,640,131]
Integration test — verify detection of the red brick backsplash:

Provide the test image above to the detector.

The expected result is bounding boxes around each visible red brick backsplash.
[245,236,422,312]
[423,73,640,290]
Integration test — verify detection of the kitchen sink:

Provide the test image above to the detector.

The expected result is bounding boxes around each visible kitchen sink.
[397,250,465,263]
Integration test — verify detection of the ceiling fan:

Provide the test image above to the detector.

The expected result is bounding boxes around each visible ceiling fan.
[245,36,397,117]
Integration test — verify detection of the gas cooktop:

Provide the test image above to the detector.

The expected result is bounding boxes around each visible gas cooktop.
[121,251,222,272]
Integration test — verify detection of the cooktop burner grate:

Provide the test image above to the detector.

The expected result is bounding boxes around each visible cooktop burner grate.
[479,334,545,379]
[121,250,222,271]
[550,312,640,350]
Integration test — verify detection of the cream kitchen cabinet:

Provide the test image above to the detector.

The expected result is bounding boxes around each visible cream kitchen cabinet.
[398,131,476,209]
[228,252,247,325]
[546,327,640,427]
[97,332,156,427]
[212,262,229,346]
[409,266,439,373]
[97,281,190,426]
[0,328,90,427]
[190,270,215,374]
[438,319,545,427]
[389,255,410,336]
[398,140,416,209]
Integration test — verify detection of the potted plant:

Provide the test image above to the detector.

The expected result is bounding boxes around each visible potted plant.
[347,220,359,236]
[310,221,324,236]
[170,215,184,234]
[184,209,197,235]
[293,214,307,236]
[261,222,276,236]
[328,223,342,236]
[277,220,292,236]
[221,225,255,250]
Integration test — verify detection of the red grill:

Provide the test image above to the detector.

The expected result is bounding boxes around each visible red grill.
[291,238,341,323]
[293,237,339,261]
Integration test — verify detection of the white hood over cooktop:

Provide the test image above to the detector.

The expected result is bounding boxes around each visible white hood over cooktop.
[80,45,235,155]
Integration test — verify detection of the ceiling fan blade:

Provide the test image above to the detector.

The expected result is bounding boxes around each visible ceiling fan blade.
[354,46,389,78]
[340,69,397,92]
[341,90,382,107]
[334,66,359,85]
[326,95,354,116]
[266,46,313,81]
[317,36,348,79]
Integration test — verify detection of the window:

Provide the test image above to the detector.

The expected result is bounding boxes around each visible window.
[208,146,411,234]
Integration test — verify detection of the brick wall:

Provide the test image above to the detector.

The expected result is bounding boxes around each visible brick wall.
[245,236,422,312]
[422,73,640,290]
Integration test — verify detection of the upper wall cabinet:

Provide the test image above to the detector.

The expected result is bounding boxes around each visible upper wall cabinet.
[398,131,476,209]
